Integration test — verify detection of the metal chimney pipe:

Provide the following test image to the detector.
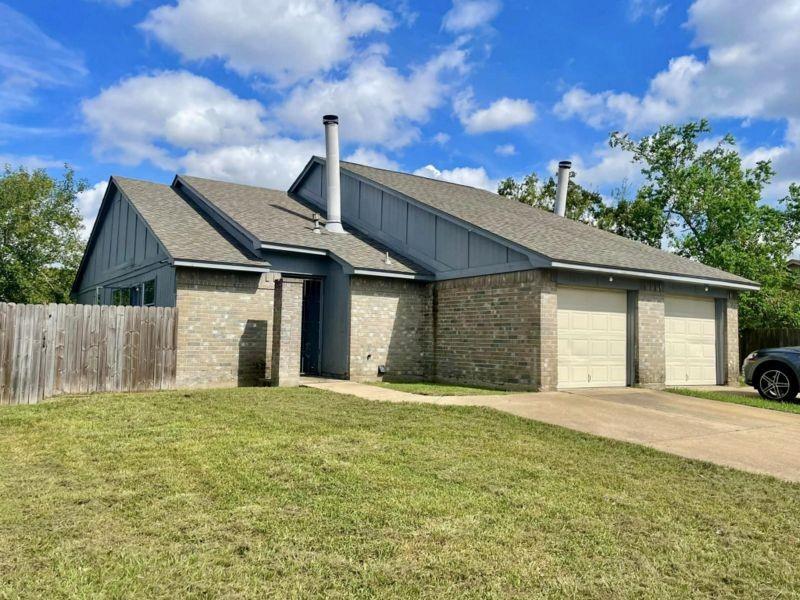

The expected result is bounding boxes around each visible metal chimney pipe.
[554,160,571,217]
[323,115,345,233]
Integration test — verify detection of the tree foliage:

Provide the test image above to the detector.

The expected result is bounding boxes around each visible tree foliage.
[497,171,604,224]
[0,166,86,304]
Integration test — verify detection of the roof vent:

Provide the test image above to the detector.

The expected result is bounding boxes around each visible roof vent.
[323,115,345,233]
[554,160,571,217]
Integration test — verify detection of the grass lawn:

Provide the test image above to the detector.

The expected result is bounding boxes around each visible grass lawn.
[1,388,800,598]
[668,387,800,415]
[369,380,512,396]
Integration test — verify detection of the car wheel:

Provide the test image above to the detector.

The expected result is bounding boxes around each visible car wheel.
[756,366,799,402]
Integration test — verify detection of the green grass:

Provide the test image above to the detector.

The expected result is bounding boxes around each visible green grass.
[369,380,512,396]
[668,387,800,415]
[1,388,799,598]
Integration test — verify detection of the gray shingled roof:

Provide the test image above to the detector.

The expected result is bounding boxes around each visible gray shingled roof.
[113,177,267,267]
[338,160,755,286]
[178,175,428,275]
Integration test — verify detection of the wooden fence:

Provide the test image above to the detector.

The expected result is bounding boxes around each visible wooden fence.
[740,328,800,359]
[0,303,177,405]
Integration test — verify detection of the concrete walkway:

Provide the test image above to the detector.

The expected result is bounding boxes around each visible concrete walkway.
[303,380,800,482]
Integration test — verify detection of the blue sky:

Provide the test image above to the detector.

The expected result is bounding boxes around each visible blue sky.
[2,0,799,235]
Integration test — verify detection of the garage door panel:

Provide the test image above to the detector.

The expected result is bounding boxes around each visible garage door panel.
[665,295,717,386]
[557,287,628,389]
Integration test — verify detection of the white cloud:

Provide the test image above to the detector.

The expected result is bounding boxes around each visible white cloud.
[0,3,86,113]
[181,139,322,189]
[413,164,497,191]
[442,0,502,32]
[345,147,399,170]
[0,154,64,170]
[140,0,394,84]
[549,145,640,191]
[494,143,516,156]
[82,71,269,167]
[555,0,800,132]
[628,0,670,24]
[276,47,467,147]
[433,132,451,145]
[76,180,109,237]
[456,91,536,133]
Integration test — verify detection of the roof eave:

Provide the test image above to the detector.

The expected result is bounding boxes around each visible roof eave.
[550,261,760,291]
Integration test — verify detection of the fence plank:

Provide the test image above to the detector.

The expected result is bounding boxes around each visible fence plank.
[0,303,178,405]
[0,303,7,405]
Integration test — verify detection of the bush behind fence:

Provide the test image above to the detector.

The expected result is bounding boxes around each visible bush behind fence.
[0,303,177,406]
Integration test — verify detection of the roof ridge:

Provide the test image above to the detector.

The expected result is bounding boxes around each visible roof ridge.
[335,158,503,196]
[179,173,286,194]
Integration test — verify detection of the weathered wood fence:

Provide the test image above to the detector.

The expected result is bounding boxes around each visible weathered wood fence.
[0,303,177,405]
[740,328,800,359]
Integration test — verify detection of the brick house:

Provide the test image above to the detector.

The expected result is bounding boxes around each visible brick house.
[72,116,758,391]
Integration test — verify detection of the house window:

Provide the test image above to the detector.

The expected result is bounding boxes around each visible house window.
[143,279,156,306]
[110,286,140,306]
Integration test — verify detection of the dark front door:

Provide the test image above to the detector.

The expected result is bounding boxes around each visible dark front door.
[300,279,322,375]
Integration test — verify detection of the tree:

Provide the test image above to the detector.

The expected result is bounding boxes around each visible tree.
[606,120,800,329]
[497,170,605,224]
[0,165,86,304]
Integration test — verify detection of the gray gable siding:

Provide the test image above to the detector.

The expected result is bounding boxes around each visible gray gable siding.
[75,189,174,305]
[295,164,534,278]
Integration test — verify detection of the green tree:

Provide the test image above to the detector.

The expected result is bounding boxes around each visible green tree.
[606,120,800,329]
[0,165,86,304]
[498,170,604,224]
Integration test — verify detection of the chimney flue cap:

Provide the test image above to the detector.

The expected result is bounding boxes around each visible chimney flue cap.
[323,114,339,125]
[558,160,572,169]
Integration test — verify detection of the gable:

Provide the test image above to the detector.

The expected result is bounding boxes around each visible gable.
[294,162,533,278]
[74,185,168,292]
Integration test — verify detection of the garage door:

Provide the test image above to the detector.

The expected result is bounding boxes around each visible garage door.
[557,287,627,389]
[665,296,717,386]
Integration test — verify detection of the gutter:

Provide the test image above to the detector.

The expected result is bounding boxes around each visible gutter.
[172,259,270,273]
[352,268,433,281]
[550,261,760,292]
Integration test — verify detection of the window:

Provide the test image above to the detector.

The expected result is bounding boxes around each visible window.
[111,287,132,306]
[143,279,156,306]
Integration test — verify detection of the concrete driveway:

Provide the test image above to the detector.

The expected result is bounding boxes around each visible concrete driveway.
[304,381,800,482]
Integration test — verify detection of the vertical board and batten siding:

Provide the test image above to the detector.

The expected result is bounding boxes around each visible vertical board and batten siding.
[74,189,175,306]
[0,303,177,405]
[296,163,532,276]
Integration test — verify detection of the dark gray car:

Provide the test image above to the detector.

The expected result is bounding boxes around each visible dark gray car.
[743,347,800,401]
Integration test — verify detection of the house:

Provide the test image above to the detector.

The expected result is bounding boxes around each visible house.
[72,115,758,390]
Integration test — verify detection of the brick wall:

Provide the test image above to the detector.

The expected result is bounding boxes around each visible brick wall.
[725,294,740,384]
[175,268,276,388]
[271,278,303,387]
[433,270,552,390]
[349,277,433,381]
[636,285,666,387]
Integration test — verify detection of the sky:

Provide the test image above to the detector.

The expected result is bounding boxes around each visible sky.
[2,0,799,237]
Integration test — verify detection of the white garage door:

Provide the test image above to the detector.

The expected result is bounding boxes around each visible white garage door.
[557,287,627,389]
[665,295,717,386]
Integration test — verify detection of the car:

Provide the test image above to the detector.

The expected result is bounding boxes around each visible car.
[742,347,800,402]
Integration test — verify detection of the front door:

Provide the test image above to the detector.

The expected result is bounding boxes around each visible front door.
[300,279,322,375]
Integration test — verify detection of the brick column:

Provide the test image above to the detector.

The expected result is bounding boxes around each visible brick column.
[536,271,558,391]
[271,278,303,387]
[725,294,740,385]
[636,284,666,387]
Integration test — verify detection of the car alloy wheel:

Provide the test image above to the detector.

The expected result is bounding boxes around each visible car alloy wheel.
[759,369,792,401]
